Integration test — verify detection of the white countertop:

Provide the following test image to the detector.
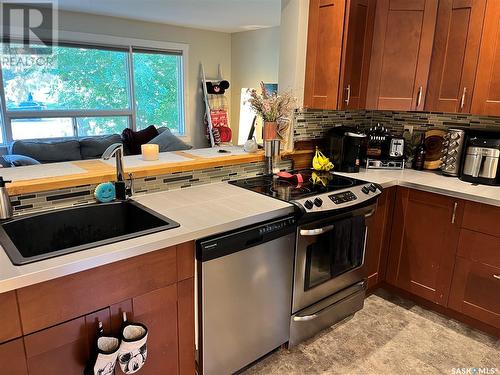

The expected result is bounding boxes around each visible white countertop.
[336,169,500,207]
[0,183,294,293]
[1,168,499,293]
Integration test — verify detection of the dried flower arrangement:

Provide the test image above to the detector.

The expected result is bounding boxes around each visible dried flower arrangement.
[246,82,296,122]
[246,82,297,140]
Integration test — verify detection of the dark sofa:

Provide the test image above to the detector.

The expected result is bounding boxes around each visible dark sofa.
[10,134,123,164]
[3,126,192,167]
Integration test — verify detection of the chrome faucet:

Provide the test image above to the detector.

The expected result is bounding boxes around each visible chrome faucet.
[0,177,13,220]
[102,143,133,200]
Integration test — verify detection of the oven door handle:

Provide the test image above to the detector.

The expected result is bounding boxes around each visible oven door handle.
[299,225,335,236]
[293,281,366,322]
[364,209,376,219]
[293,313,318,322]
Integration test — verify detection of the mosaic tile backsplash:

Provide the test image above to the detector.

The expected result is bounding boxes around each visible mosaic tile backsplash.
[11,159,292,215]
[294,109,500,140]
[294,110,367,140]
[10,109,500,215]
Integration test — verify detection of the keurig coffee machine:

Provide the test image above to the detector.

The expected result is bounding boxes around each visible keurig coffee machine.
[327,126,366,173]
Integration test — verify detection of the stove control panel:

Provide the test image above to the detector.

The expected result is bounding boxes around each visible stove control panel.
[293,182,382,212]
[329,191,357,204]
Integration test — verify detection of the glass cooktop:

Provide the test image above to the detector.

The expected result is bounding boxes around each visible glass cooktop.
[229,169,368,202]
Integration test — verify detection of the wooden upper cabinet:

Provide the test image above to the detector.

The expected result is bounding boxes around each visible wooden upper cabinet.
[387,188,463,306]
[472,0,500,115]
[426,0,487,113]
[366,0,438,111]
[304,0,346,109]
[338,0,376,109]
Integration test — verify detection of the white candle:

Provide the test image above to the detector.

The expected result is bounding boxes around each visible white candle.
[141,144,159,161]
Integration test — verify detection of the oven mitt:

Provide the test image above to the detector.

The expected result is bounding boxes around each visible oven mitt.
[84,322,120,375]
[118,322,149,374]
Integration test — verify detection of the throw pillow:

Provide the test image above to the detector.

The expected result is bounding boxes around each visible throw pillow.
[147,128,192,152]
[3,154,41,167]
[122,125,159,155]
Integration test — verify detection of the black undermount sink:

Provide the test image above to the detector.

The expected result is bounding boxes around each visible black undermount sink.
[0,200,180,265]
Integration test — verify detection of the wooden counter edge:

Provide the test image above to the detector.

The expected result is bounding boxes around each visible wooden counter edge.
[7,152,266,196]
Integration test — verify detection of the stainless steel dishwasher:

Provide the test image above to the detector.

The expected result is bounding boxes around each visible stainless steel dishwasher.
[196,216,296,375]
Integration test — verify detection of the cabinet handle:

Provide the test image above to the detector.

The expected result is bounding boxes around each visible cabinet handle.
[451,202,458,224]
[460,87,467,109]
[416,86,423,108]
[494,274,500,280]
[345,84,351,106]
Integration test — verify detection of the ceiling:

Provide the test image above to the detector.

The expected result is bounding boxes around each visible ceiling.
[56,0,281,33]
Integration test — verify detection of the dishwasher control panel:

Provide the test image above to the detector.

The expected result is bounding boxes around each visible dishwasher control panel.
[259,217,296,235]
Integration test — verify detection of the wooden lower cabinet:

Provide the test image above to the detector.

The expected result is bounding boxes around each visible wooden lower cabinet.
[0,290,23,343]
[0,243,196,375]
[449,257,500,329]
[24,317,89,375]
[129,285,179,375]
[364,187,396,291]
[382,188,499,335]
[386,187,463,305]
[448,223,500,329]
[0,339,29,375]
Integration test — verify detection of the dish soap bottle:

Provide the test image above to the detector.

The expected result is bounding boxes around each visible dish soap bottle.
[413,133,426,170]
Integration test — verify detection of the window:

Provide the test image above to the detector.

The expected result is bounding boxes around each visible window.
[133,50,184,132]
[0,41,185,143]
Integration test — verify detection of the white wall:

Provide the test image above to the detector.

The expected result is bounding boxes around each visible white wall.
[279,0,309,107]
[57,10,232,148]
[230,26,280,144]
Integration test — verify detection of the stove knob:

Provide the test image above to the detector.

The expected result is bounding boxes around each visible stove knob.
[304,200,314,210]
[369,184,377,192]
[314,198,323,207]
[362,186,370,194]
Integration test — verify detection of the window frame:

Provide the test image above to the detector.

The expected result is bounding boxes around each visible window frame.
[0,29,189,144]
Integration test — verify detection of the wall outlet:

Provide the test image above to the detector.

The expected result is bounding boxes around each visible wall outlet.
[404,125,414,135]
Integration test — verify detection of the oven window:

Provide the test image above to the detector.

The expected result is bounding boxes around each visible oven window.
[304,216,366,291]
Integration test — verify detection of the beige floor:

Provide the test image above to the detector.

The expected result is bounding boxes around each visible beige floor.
[243,290,499,375]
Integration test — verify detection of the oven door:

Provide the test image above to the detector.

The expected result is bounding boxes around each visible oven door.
[292,204,375,313]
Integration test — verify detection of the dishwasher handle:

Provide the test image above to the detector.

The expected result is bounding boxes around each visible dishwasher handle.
[196,215,296,262]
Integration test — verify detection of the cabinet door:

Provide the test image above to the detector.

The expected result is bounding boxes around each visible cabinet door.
[449,257,500,329]
[387,188,463,305]
[124,285,179,375]
[426,0,486,113]
[0,338,28,375]
[177,278,195,375]
[24,308,113,375]
[472,0,500,115]
[24,317,89,375]
[304,0,346,109]
[366,0,438,110]
[364,187,396,291]
[338,0,376,109]
[0,290,23,343]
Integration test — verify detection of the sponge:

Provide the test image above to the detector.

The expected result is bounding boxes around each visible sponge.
[94,182,116,203]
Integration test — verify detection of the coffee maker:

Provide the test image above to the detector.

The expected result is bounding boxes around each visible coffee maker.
[327,126,366,173]
[460,132,500,186]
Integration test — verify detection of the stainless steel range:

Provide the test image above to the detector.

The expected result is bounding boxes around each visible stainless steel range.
[230,169,382,346]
